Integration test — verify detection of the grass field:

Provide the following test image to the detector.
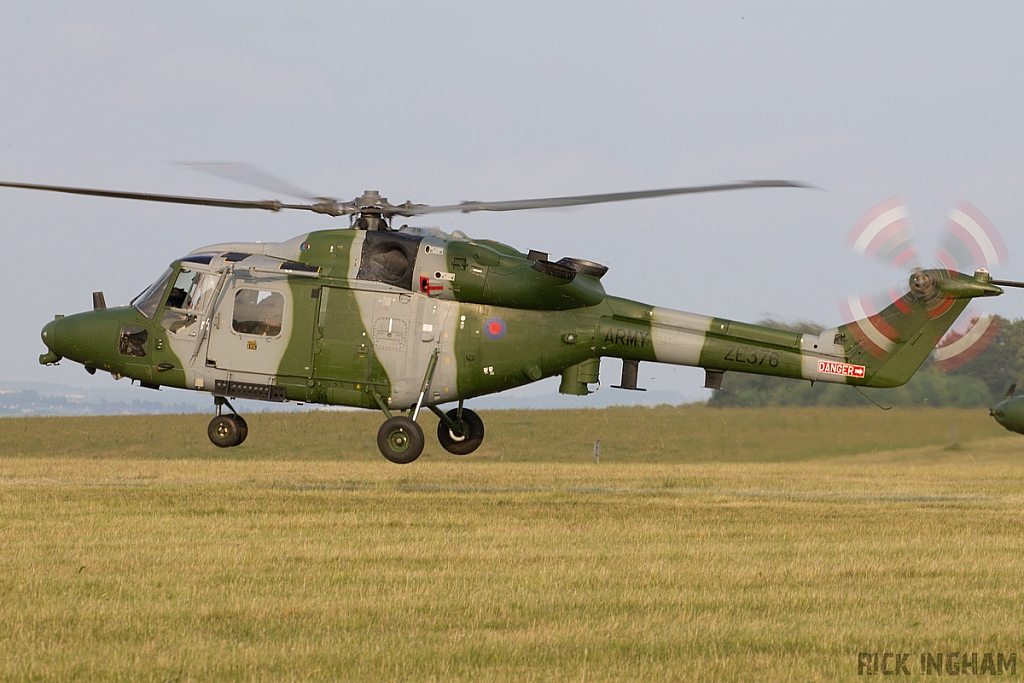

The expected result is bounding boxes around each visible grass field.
[2,406,1023,681]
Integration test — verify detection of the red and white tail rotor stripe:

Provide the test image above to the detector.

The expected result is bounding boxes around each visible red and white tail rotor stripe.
[839,293,898,359]
[846,196,919,270]
[937,200,1009,273]
[933,312,1001,371]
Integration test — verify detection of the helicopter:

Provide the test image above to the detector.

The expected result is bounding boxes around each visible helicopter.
[2,174,1020,463]
[990,384,1024,434]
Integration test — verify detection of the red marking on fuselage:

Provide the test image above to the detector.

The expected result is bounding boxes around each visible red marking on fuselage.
[419,276,444,295]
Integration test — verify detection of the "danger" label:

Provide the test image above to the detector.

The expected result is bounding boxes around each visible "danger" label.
[817,360,866,378]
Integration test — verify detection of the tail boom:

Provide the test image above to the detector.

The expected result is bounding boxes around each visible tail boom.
[600,269,1001,389]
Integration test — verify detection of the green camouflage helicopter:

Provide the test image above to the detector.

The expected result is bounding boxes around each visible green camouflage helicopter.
[2,175,1018,463]
[990,384,1024,434]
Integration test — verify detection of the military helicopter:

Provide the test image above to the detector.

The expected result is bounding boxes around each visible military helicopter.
[990,384,1024,434]
[2,174,1019,463]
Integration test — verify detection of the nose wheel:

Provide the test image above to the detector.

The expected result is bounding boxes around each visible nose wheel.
[208,397,248,448]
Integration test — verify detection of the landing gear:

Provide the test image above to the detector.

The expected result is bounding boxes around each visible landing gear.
[208,396,247,448]
[232,415,249,444]
[370,353,484,463]
[377,416,425,464]
[435,407,485,455]
[370,398,486,463]
[208,415,241,448]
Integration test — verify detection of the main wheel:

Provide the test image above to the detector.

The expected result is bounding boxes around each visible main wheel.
[377,416,425,464]
[437,408,485,455]
[208,414,242,448]
[232,415,248,445]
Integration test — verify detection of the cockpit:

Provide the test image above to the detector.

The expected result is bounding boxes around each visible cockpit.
[129,251,316,341]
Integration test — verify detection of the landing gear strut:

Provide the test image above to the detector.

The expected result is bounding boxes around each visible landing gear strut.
[208,396,248,448]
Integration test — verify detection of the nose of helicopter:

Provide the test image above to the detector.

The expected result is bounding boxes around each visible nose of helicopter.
[989,400,1024,434]
[40,318,63,364]
[39,311,122,368]
[990,406,1010,431]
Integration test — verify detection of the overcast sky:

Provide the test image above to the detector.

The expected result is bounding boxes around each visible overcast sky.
[3,2,1023,400]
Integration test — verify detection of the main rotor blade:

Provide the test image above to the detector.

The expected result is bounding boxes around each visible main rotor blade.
[177,162,322,201]
[0,177,813,220]
[394,180,813,216]
[0,180,350,215]
[992,279,1024,289]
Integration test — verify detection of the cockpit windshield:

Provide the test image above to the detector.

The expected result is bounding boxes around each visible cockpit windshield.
[131,267,174,319]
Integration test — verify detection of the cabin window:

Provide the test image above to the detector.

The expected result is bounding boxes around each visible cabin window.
[131,268,173,319]
[232,289,284,337]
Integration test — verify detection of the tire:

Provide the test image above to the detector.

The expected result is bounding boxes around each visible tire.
[208,414,242,448]
[232,415,248,445]
[377,416,425,464]
[437,408,484,455]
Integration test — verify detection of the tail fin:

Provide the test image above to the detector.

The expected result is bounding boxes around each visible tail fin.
[837,270,1000,388]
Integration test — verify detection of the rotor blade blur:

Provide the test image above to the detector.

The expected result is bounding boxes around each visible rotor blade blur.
[846,197,920,272]
[933,312,1001,371]
[394,180,814,216]
[0,180,349,215]
[177,162,323,201]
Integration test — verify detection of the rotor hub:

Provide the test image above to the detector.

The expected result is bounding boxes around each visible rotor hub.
[356,190,388,209]
[909,270,939,300]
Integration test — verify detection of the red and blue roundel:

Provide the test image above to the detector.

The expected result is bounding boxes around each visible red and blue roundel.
[483,317,507,340]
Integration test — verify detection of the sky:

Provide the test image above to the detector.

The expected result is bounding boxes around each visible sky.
[2,1,1024,401]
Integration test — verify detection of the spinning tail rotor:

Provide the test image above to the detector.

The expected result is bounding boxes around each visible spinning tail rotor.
[844,197,1014,370]
[846,196,919,271]
[938,201,1009,273]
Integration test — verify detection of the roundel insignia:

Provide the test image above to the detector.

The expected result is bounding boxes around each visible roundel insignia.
[483,317,507,340]
[300,241,311,252]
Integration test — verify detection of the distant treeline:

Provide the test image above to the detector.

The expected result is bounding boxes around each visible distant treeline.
[0,389,204,417]
[708,317,1024,408]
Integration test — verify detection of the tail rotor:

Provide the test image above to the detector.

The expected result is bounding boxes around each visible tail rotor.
[844,197,1011,370]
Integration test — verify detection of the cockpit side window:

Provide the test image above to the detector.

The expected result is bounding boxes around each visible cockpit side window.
[118,325,149,357]
[166,268,219,312]
[132,268,174,319]
[160,267,222,337]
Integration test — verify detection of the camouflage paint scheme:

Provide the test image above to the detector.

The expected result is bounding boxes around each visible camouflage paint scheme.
[990,387,1024,435]
[40,226,1005,414]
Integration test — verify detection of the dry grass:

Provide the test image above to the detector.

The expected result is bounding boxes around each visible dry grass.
[1,407,1022,681]
[0,405,1007,462]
